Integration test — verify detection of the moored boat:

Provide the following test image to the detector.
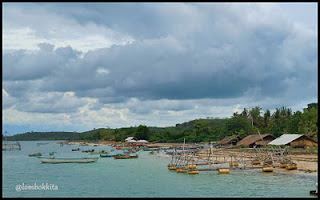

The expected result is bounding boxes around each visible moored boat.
[39,157,99,163]
[72,148,80,151]
[100,153,122,157]
[114,154,138,159]
[29,152,42,157]
[88,151,107,155]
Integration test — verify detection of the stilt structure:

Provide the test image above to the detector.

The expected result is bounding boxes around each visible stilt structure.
[167,140,295,174]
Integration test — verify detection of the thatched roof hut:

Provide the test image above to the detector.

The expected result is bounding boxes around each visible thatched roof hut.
[268,134,318,148]
[236,134,276,148]
[218,135,242,146]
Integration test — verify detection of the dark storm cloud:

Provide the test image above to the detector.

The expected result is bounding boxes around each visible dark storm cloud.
[2,3,317,114]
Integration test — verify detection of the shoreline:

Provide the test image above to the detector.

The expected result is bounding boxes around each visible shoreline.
[65,141,318,177]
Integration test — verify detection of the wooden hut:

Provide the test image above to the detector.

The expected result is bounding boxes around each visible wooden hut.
[268,134,318,148]
[218,135,242,146]
[236,134,276,148]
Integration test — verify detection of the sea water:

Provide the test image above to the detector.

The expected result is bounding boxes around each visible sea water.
[2,141,317,198]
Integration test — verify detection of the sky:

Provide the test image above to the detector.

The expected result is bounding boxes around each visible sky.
[2,2,318,135]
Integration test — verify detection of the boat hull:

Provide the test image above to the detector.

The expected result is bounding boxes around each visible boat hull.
[40,158,98,163]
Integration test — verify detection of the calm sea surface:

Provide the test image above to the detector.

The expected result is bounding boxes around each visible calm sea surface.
[2,141,317,198]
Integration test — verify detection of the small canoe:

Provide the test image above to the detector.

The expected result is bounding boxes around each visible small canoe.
[40,157,99,163]
[72,148,80,151]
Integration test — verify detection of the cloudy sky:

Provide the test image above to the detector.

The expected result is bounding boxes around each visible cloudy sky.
[2,3,318,135]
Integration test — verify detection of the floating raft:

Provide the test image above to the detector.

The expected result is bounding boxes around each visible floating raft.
[188,164,197,169]
[286,163,297,170]
[188,170,199,174]
[176,168,187,173]
[168,166,177,170]
[262,167,274,172]
[218,169,230,174]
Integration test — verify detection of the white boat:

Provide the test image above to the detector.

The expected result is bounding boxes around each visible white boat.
[39,157,99,163]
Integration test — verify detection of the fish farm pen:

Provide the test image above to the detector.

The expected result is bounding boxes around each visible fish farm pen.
[2,142,22,151]
[167,143,297,174]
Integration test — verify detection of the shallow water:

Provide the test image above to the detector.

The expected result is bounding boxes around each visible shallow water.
[2,141,317,197]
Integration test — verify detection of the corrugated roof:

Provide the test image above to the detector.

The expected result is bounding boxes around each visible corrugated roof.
[268,134,303,145]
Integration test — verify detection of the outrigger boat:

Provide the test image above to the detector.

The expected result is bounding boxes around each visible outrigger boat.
[39,157,99,163]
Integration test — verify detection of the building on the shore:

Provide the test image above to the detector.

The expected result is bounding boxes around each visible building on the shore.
[268,134,318,148]
[124,137,138,142]
[218,135,242,147]
[236,134,276,148]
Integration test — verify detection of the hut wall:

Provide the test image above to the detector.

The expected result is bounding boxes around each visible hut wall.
[290,138,318,148]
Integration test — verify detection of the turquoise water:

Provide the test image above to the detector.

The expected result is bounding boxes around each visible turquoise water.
[2,141,317,198]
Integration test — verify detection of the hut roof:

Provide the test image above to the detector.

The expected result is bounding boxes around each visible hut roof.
[125,137,137,142]
[268,134,317,145]
[237,134,275,147]
[218,135,241,145]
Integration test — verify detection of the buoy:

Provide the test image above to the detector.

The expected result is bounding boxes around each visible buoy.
[286,164,297,170]
[176,168,187,173]
[188,170,199,174]
[252,160,260,165]
[168,166,177,170]
[188,164,196,169]
[218,169,230,174]
[262,167,274,172]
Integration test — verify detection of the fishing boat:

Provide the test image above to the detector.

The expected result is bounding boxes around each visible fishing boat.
[29,152,42,157]
[100,153,122,157]
[39,157,99,163]
[82,149,95,153]
[88,151,107,155]
[114,154,138,159]
[72,148,80,151]
[310,183,318,196]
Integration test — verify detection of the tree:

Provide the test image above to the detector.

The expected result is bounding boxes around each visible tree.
[134,125,150,140]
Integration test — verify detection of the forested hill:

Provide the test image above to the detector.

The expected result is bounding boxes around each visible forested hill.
[4,103,318,143]
[5,131,81,141]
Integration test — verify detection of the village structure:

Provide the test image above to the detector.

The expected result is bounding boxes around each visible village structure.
[167,133,318,174]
